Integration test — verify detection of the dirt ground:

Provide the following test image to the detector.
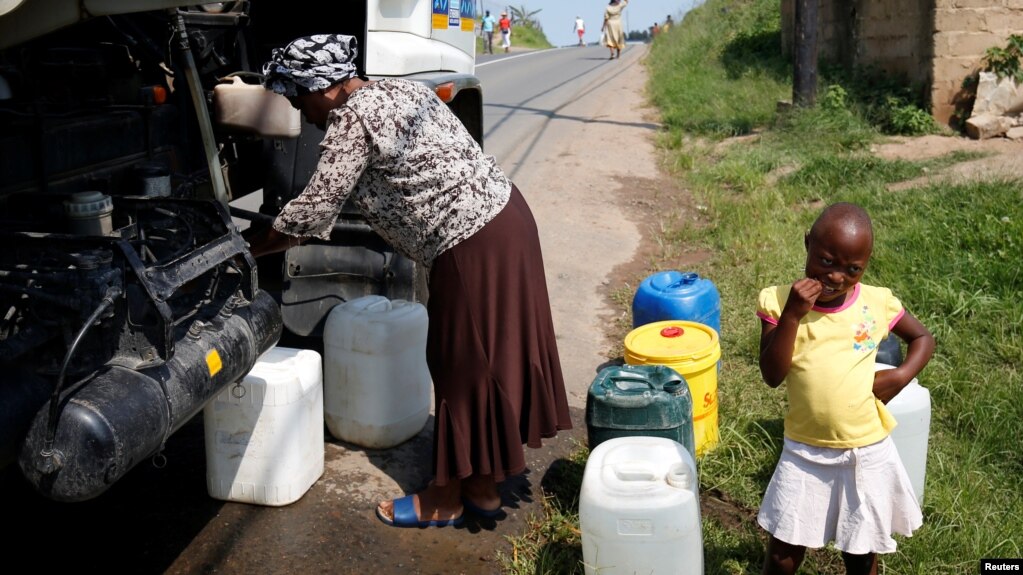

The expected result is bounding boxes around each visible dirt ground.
[874,133,1023,190]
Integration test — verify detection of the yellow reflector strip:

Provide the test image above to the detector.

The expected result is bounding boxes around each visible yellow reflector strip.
[206,349,223,377]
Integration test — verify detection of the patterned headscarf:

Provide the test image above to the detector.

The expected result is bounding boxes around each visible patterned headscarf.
[262,34,359,97]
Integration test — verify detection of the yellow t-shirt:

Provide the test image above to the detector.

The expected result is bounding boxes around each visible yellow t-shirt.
[756,283,905,448]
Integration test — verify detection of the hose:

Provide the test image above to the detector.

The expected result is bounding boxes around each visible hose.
[36,286,123,473]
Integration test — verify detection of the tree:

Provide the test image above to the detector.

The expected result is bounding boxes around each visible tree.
[627,29,650,42]
[509,5,542,29]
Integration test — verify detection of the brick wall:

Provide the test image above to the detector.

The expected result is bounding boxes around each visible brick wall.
[932,1,1023,124]
[780,0,1023,125]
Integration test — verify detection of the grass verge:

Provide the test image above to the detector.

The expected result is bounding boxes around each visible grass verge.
[501,0,1023,573]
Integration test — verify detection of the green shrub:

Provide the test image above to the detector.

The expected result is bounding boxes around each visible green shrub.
[886,97,939,135]
[983,34,1023,83]
[819,84,848,111]
[820,64,938,135]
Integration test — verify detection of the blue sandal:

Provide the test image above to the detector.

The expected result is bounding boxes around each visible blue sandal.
[376,494,464,528]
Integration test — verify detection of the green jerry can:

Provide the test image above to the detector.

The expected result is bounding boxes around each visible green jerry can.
[585,364,696,460]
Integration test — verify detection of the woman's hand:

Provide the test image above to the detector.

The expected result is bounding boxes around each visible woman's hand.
[243,224,301,258]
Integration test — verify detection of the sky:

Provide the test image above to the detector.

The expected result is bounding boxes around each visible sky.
[477,1,700,48]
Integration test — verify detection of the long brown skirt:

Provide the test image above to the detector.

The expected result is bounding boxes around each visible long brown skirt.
[427,185,572,485]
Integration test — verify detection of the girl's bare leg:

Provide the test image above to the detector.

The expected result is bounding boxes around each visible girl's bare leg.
[841,551,878,575]
[763,535,806,575]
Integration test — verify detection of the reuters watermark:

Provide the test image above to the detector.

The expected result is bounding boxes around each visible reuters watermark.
[981,559,1023,574]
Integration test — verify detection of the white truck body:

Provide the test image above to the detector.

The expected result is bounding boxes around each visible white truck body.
[0,0,482,501]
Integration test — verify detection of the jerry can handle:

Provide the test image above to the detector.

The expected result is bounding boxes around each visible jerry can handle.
[604,373,655,393]
[668,271,698,288]
[602,372,685,393]
[366,298,392,312]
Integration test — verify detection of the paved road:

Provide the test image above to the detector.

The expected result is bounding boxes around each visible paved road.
[2,44,658,574]
[475,44,653,408]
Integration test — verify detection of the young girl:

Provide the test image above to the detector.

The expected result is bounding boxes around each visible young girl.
[756,202,935,574]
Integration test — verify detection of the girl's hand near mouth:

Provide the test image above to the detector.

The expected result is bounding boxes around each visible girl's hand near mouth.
[783,277,823,320]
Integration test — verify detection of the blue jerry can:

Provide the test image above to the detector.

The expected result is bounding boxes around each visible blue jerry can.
[632,271,721,337]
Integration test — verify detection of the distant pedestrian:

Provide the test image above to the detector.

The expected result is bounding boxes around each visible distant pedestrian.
[499,11,512,53]
[663,14,674,33]
[651,22,660,39]
[574,16,586,46]
[481,10,496,54]
[601,0,628,60]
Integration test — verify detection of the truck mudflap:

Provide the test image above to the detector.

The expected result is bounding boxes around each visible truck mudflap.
[18,288,282,502]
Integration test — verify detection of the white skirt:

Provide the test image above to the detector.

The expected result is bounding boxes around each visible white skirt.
[757,436,922,554]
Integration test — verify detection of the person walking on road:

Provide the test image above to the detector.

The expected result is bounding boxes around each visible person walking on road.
[253,33,572,530]
[574,16,586,46]
[481,10,496,54]
[602,0,628,59]
[499,11,512,52]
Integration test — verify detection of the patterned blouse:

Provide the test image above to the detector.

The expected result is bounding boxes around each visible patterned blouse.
[272,79,512,266]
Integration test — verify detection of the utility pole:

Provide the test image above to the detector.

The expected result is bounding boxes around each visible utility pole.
[793,0,818,107]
